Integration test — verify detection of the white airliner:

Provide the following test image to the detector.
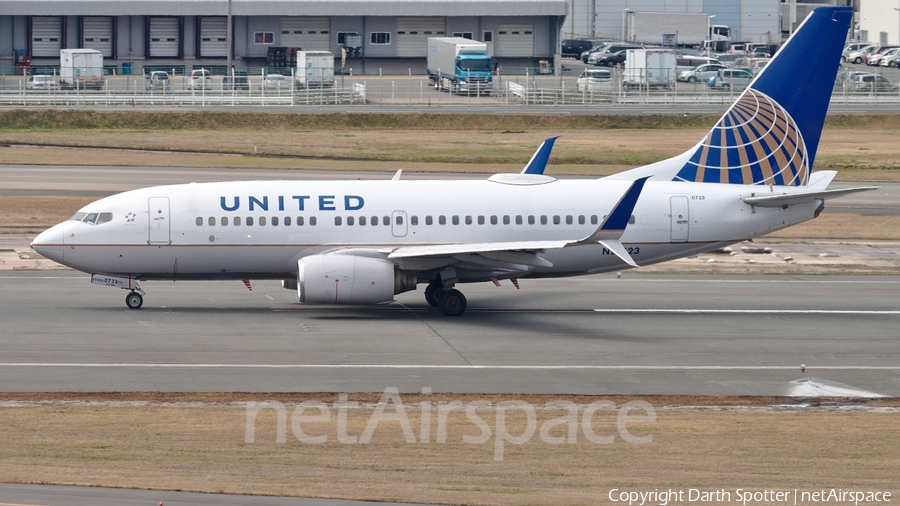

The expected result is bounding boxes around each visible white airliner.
[32,6,875,316]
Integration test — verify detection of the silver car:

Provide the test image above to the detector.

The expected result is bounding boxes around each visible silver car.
[846,45,876,64]
[677,63,728,83]
[841,42,871,62]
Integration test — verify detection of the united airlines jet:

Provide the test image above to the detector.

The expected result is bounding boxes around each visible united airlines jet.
[32,7,875,316]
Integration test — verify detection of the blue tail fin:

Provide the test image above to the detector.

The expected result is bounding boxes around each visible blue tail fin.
[672,6,852,186]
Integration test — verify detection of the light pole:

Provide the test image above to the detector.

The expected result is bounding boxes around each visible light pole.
[226,0,233,74]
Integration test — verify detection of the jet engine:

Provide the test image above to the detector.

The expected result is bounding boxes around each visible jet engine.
[297,254,416,304]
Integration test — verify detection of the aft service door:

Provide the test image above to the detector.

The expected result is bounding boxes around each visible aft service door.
[148,197,171,245]
[391,211,408,237]
[670,196,689,242]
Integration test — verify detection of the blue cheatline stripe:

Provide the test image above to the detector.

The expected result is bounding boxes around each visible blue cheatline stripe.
[600,176,650,231]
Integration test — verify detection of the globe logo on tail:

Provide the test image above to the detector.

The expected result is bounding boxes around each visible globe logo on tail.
[673,89,809,186]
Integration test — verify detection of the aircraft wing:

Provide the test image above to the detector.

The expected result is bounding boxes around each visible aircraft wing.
[383,176,651,268]
[743,186,879,208]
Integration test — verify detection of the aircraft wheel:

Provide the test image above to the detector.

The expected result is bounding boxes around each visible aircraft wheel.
[125,292,143,310]
[437,289,467,317]
[424,283,442,307]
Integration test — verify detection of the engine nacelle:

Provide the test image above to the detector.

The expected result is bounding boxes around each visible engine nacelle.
[297,254,416,304]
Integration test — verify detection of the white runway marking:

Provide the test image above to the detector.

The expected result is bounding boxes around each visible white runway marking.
[1,363,899,370]
[593,309,900,314]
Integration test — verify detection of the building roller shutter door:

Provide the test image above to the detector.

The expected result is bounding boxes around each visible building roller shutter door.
[199,17,228,57]
[497,24,534,57]
[280,17,330,50]
[32,16,63,57]
[149,17,180,58]
[396,18,445,57]
[82,17,114,57]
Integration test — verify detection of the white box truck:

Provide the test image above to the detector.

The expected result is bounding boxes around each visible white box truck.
[625,11,729,46]
[623,49,677,89]
[426,37,493,95]
[60,49,103,90]
[295,51,334,88]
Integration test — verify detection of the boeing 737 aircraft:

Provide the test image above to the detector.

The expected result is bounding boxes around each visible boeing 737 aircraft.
[32,6,876,316]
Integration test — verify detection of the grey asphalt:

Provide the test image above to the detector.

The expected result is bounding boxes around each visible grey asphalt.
[0,483,424,506]
[1,165,897,215]
[1,271,898,396]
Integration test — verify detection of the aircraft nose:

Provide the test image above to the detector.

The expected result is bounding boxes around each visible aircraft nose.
[31,223,66,264]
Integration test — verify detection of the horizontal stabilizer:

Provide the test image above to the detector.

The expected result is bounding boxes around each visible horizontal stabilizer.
[743,187,879,208]
[807,170,837,189]
[521,136,559,175]
[597,239,638,268]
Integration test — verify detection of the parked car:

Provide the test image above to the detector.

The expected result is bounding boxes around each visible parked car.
[593,50,627,67]
[733,57,770,76]
[846,45,876,64]
[846,73,899,92]
[561,39,595,59]
[842,42,872,62]
[677,63,727,83]
[580,44,607,63]
[187,69,212,90]
[145,71,170,91]
[708,68,753,91]
[675,56,721,74]
[586,43,641,65]
[223,70,250,91]
[882,50,900,68]
[25,75,59,91]
[750,46,771,58]
[575,68,614,93]
[866,46,899,66]
[263,74,288,91]
[874,47,900,67]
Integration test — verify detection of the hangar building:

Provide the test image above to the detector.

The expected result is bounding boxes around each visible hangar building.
[0,0,567,73]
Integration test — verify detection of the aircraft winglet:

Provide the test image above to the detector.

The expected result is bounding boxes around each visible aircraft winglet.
[521,136,559,175]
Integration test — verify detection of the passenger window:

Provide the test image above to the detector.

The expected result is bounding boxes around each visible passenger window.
[528,215,535,225]
[272,217,279,226]
[383,216,390,226]
[439,215,446,225]
[234,217,241,226]
[347,216,354,226]
[371,216,378,226]
[284,216,291,226]
[465,216,473,225]
[566,215,573,225]
[629,215,636,225]
[553,215,560,225]
[490,216,498,225]
[209,216,216,226]
[310,216,317,226]
[478,216,485,225]
[540,215,548,225]
[196,217,203,226]
[426,216,433,225]
[591,215,598,225]
[97,213,113,225]
[297,216,304,226]
[395,215,403,225]
[503,215,510,225]
[452,215,459,225]
[247,216,254,226]
[221,217,228,226]
[259,216,266,226]
[515,215,522,225]
[360,216,367,226]
[578,215,585,225]
[335,216,342,226]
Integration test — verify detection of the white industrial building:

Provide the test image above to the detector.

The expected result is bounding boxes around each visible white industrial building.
[858,0,900,45]
[0,0,567,72]
[564,0,786,45]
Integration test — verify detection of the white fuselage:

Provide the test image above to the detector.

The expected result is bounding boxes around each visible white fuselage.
[35,177,820,283]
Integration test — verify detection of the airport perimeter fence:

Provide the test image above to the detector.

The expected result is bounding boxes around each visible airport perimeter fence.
[2,66,900,107]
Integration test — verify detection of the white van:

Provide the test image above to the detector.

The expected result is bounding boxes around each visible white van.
[576,68,614,93]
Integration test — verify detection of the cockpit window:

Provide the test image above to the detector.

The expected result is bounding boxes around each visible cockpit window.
[83,213,99,225]
[96,212,113,225]
[71,212,87,222]
[70,211,113,225]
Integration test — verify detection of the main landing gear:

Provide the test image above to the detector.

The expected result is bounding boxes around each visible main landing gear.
[424,280,467,316]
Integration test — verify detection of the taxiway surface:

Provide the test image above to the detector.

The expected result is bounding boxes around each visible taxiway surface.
[1,271,897,396]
